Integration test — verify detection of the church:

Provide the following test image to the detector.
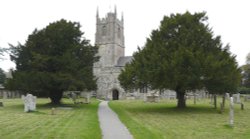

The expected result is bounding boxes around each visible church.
[93,8,133,100]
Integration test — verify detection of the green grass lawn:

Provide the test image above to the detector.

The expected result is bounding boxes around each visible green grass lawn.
[0,98,101,139]
[109,98,250,139]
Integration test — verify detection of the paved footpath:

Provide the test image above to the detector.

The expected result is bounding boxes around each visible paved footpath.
[98,101,133,139]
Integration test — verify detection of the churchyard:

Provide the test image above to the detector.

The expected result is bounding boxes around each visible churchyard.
[0,95,250,139]
[0,98,101,139]
[110,97,250,139]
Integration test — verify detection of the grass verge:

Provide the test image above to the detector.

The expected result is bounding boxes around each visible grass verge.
[0,98,101,139]
[109,98,250,139]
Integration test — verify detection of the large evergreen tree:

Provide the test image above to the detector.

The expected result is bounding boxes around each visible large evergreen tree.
[0,47,7,60]
[242,53,250,89]
[6,19,99,104]
[0,68,6,84]
[119,12,241,108]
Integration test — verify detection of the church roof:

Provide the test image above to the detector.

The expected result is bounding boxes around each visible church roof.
[116,56,133,67]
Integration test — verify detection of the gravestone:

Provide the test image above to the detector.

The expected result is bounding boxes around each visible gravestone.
[225,93,230,99]
[233,93,241,104]
[51,108,56,115]
[244,95,250,102]
[22,94,37,112]
[83,92,91,104]
[143,93,147,102]
[210,94,214,104]
[0,102,3,107]
[3,91,8,99]
[68,92,77,104]
[146,95,159,102]
[146,92,160,103]
[161,90,176,99]
[67,91,90,104]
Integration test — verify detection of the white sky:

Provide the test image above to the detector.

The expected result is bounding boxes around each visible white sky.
[0,0,249,71]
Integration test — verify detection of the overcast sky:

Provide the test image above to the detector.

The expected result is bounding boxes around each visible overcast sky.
[0,0,249,71]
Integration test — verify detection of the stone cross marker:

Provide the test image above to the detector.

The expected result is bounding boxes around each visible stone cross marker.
[229,97,234,127]
[22,94,37,112]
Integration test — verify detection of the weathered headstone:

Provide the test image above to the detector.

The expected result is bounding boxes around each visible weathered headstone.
[229,97,234,127]
[0,102,3,107]
[225,93,230,100]
[71,93,77,104]
[143,93,147,102]
[3,91,8,99]
[22,94,37,112]
[146,92,160,103]
[210,94,213,104]
[85,93,90,103]
[146,95,159,102]
[159,90,176,100]
[233,93,241,104]
[244,95,250,102]
[67,91,91,104]
[51,108,56,115]
[82,92,91,103]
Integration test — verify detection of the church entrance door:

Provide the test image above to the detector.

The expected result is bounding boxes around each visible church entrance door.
[112,89,119,100]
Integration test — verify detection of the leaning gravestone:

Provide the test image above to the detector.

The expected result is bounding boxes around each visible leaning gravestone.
[22,94,37,112]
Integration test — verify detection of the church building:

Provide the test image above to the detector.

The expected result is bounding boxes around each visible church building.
[93,8,132,100]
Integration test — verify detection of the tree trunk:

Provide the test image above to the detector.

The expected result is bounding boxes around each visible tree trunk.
[214,94,217,109]
[222,93,226,108]
[176,88,186,108]
[49,91,63,104]
[194,93,196,105]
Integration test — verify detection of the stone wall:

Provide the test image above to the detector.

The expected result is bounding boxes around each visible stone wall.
[95,66,126,100]
[94,10,126,100]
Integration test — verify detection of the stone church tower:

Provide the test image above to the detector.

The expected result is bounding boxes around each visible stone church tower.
[93,8,132,100]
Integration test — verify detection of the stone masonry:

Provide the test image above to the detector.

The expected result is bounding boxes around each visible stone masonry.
[93,8,132,100]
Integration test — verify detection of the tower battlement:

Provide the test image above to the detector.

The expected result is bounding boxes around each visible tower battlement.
[95,7,125,67]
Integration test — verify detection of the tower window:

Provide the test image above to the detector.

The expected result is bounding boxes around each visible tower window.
[102,25,106,36]
[117,27,121,38]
